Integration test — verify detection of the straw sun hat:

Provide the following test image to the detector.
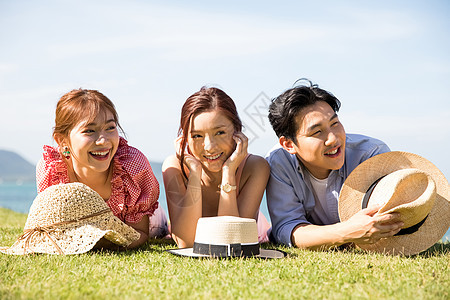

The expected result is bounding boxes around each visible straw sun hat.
[1,183,140,255]
[168,216,285,259]
[338,151,449,256]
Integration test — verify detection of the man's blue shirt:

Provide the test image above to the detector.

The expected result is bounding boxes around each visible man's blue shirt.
[265,133,390,246]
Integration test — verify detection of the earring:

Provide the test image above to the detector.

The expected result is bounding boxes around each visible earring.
[62,146,71,159]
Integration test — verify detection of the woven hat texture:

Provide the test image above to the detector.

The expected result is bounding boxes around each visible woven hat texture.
[338,151,449,256]
[1,183,140,255]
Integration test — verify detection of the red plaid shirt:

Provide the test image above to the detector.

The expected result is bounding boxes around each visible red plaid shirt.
[36,137,159,223]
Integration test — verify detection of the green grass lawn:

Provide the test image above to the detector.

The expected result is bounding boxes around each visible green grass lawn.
[1,207,449,300]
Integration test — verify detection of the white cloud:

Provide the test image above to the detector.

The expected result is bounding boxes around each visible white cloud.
[40,3,420,62]
[0,63,18,73]
[337,8,418,39]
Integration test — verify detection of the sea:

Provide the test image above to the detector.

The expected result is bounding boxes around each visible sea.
[1,163,448,242]
[0,161,271,226]
[0,180,270,221]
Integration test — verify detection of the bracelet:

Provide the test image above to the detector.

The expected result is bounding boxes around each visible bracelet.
[218,183,237,193]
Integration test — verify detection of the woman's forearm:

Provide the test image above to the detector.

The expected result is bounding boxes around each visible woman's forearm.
[168,170,203,248]
[217,167,239,216]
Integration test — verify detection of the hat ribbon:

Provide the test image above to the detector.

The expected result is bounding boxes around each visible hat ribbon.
[193,242,260,257]
[361,176,428,236]
[18,208,111,255]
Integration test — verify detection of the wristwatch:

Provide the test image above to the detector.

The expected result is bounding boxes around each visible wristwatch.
[218,183,237,193]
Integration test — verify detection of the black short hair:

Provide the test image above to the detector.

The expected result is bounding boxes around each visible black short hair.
[268,79,341,143]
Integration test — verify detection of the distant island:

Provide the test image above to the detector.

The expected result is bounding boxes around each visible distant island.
[0,150,36,182]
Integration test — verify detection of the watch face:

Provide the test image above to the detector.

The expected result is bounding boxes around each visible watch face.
[223,184,231,192]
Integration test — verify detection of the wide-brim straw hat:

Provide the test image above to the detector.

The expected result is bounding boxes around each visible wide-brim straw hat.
[167,216,285,259]
[338,151,449,256]
[1,183,140,255]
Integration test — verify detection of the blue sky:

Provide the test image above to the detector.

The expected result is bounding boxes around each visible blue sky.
[1,0,449,180]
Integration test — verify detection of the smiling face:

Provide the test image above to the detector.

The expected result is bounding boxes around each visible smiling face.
[282,101,346,179]
[187,109,236,173]
[62,109,120,175]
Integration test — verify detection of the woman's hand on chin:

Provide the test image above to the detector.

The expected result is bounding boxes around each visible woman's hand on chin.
[223,132,248,172]
[184,153,202,175]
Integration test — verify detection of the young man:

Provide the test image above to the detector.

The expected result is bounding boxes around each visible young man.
[266,80,404,250]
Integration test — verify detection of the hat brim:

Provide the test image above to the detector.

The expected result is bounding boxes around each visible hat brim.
[338,151,450,256]
[166,247,286,259]
[0,212,140,255]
